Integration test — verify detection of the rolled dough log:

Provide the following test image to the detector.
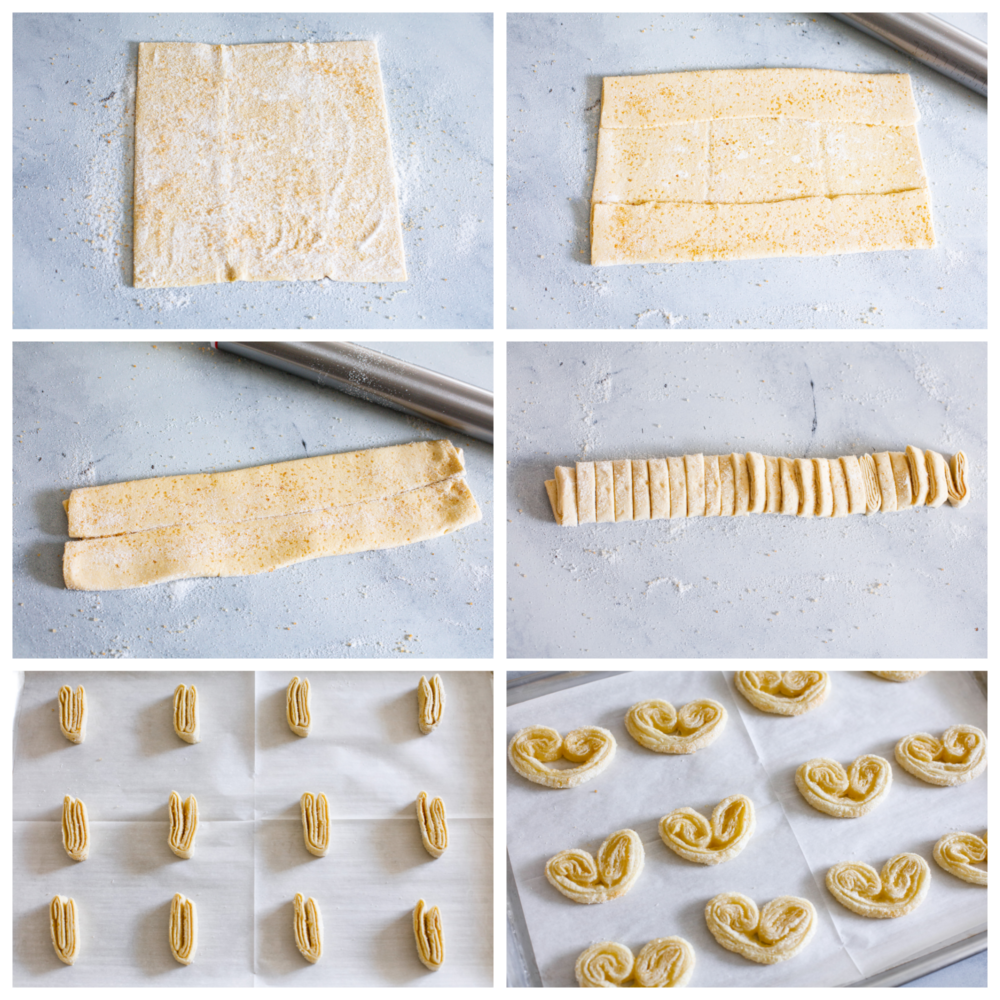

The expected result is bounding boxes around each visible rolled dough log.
[64,479,480,591]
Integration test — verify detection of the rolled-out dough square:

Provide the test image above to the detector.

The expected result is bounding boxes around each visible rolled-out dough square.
[133,41,407,288]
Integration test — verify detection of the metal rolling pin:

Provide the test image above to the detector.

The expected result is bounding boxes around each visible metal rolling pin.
[212,342,493,444]
[831,13,987,98]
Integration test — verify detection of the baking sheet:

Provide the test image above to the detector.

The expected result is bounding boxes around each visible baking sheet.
[13,341,493,659]
[506,670,987,987]
[506,12,986,329]
[506,341,986,659]
[14,669,493,986]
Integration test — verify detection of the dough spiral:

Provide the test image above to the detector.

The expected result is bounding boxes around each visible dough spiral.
[575,937,695,988]
[825,853,930,917]
[933,831,986,886]
[418,674,445,734]
[625,698,726,754]
[894,724,987,786]
[869,671,927,681]
[704,893,815,964]
[50,895,80,965]
[413,898,444,971]
[659,794,755,865]
[293,893,323,963]
[61,795,89,862]
[286,676,311,737]
[173,683,200,743]
[168,791,198,859]
[416,791,448,858]
[301,792,330,857]
[169,892,198,965]
[734,671,829,716]
[58,684,86,744]
[507,725,616,789]
[795,755,892,818]
[545,828,644,904]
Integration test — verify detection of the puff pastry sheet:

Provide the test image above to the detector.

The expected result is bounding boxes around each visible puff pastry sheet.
[575,937,695,987]
[134,41,406,288]
[933,831,987,886]
[545,828,644,904]
[826,853,931,918]
[591,68,934,265]
[704,893,815,964]
[625,698,726,754]
[508,725,616,789]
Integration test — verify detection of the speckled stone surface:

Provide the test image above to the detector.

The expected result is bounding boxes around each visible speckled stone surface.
[14,341,493,658]
[507,12,986,329]
[507,341,985,658]
[14,12,492,328]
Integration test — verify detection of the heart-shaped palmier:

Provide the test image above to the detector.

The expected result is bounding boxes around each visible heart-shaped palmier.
[933,831,987,886]
[507,725,616,789]
[546,828,644,904]
[625,698,727,754]
[575,937,695,988]
[704,893,816,964]
[659,794,755,865]
[894,724,987,786]
[826,853,930,918]
[734,672,829,716]
[795,754,892,818]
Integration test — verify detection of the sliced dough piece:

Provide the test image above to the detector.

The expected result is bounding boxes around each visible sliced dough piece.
[625,698,727,754]
[613,459,633,521]
[508,725,616,789]
[829,457,849,517]
[933,831,987,886]
[906,445,929,506]
[794,459,815,517]
[890,451,913,509]
[287,676,311,737]
[545,828,644,904]
[703,456,721,516]
[745,452,766,514]
[859,453,882,513]
[894,724,987,786]
[168,791,199,859]
[576,461,597,524]
[826,853,930,918]
[874,452,897,512]
[63,477,481,590]
[293,893,323,963]
[50,895,80,965]
[58,685,87,744]
[169,893,198,965]
[595,461,615,522]
[416,791,448,858]
[134,41,406,289]
[705,893,815,964]
[814,458,833,517]
[795,755,892,817]
[731,453,750,515]
[841,455,866,514]
[718,454,736,515]
[924,449,949,506]
[947,451,969,507]
[173,683,200,743]
[631,460,651,520]
[667,456,687,518]
[413,899,444,971]
[762,455,781,513]
[660,794,755,865]
[66,440,460,539]
[554,466,579,526]
[418,674,444,734]
[301,791,330,857]
[778,457,799,515]
[684,453,706,517]
[62,795,89,862]
[648,458,670,519]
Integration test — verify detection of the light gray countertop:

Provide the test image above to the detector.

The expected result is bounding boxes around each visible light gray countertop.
[507,341,985,659]
[14,12,492,329]
[14,341,493,658]
[507,12,986,329]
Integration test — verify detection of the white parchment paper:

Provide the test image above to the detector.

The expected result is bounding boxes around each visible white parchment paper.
[506,670,986,987]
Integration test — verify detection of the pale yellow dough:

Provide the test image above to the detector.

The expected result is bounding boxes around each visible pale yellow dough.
[169,893,198,965]
[168,791,199,859]
[50,895,80,965]
[625,698,726,754]
[933,831,987,886]
[545,828,644,904]
[293,893,323,964]
[575,937,695,987]
[795,755,892,818]
[826,853,930,918]
[416,791,448,859]
[704,893,815,964]
[894,725,987,786]
[508,725,616,789]
[413,899,444,971]
[659,794,755,865]
[62,796,89,862]
[417,675,445,734]
[734,671,829,716]
[134,41,406,288]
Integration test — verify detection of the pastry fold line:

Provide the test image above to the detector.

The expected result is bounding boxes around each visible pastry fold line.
[293,892,323,963]
[301,791,330,857]
[173,683,200,743]
[575,937,696,988]
[287,676,311,737]
[826,852,931,917]
[659,794,755,865]
[58,684,87,744]
[508,725,617,789]
[169,892,198,965]
[62,795,90,862]
[50,894,80,965]
[413,898,444,971]
[734,671,829,716]
[546,828,645,904]
[168,791,198,859]
[933,831,987,886]
[417,674,445,734]
[416,791,448,858]
[625,698,726,754]
[795,755,892,818]
[869,671,927,681]
[894,724,987,786]
[704,893,815,964]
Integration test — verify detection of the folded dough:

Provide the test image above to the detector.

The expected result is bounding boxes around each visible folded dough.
[64,477,481,590]
[413,899,444,971]
[933,831,987,886]
[894,725,987,786]
[417,674,445,734]
[287,676,311,737]
[173,684,200,744]
[168,791,198,859]
[704,893,815,964]
[575,937,695,988]
[508,725,616,789]
[416,791,448,859]
[659,794,755,865]
[795,755,892,818]
[826,853,930,918]
[547,449,968,525]
[58,685,86,744]
[293,893,323,963]
[50,895,80,965]
[625,698,726,754]
[301,792,330,858]
[545,828,644,904]
[62,795,89,862]
[169,893,198,965]
[734,671,829,716]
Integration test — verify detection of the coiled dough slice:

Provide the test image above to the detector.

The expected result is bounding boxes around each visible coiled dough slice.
[705,893,815,964]
[625,698,726,754]
[293,893,323,963]
[58,685,86,744]
[895,724,987,786]
[660,794,755,865]
[417,674,444,734]
[286,676,311,737]
[795,755,892,817]
[301,792,330,857]
[933,831,986,886]
[416,791,448,858]
[50,895,80,965]
[575,937,695,987]
[173,683,200,743]
[62,795,89,862]
[413,899,444,970]
[734,671,829,716]
[169,893,198,965]
[168,791,198,859]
